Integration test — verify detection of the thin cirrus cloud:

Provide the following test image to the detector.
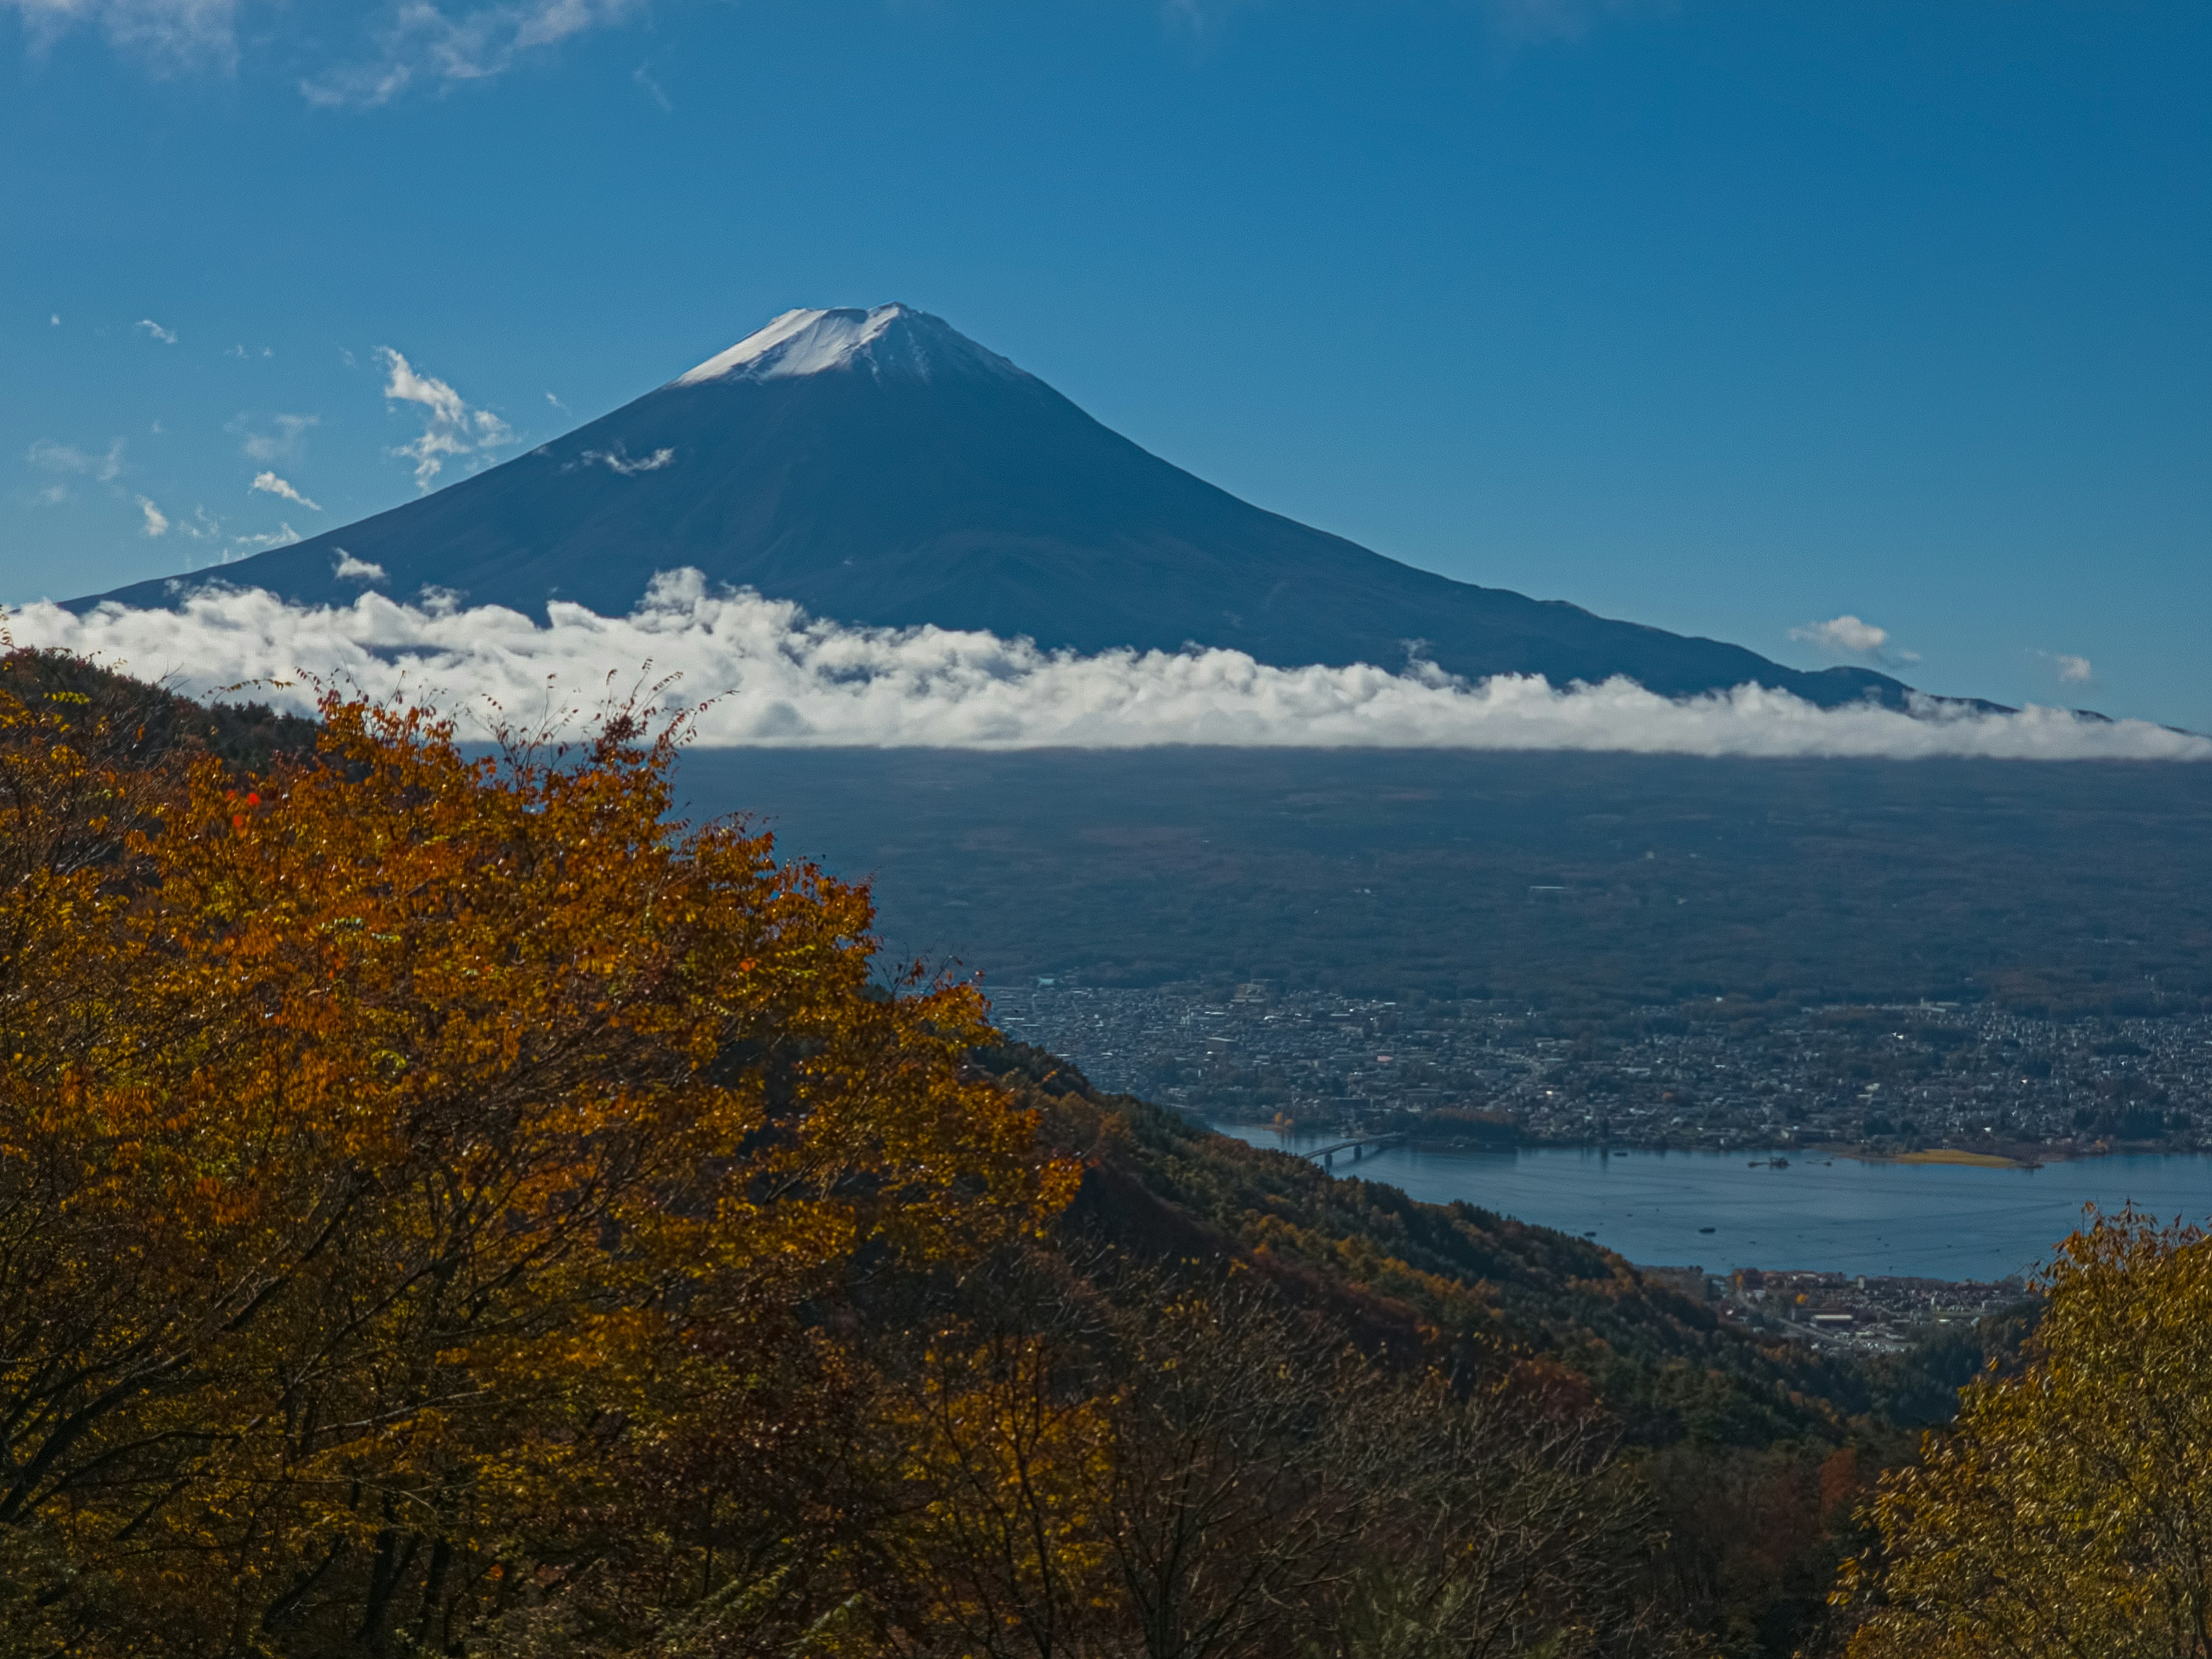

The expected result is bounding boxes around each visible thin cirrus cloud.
[137,496,170,536]
[6,0,1636,101]
[3,0,643,99]
[379,347,512,488]
[301,0,647,108]
[10,571,2205,761]
[251,470,322,510]
[224,521,301,556]
[25,437,126,503]
[27,437,126,482]
[232,412,319,464]
[1,0,238,71]
[135,317,178,344]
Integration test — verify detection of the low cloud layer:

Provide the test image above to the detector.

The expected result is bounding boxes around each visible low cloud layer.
[6,572,2202,760]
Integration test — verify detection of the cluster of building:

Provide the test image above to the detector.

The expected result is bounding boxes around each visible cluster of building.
[986,981,2212,1158]
[1656,1267,2026,1354]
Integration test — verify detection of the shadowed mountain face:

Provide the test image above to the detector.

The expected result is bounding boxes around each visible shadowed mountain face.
[84,305,1904,706]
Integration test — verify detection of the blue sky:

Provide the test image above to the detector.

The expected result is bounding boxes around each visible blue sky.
[3,0,2207,725]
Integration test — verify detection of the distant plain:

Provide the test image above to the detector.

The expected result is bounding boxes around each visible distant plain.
[676,748,2212,1016]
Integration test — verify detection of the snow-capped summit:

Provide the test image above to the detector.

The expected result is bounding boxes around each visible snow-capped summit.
[673,304,1026,387]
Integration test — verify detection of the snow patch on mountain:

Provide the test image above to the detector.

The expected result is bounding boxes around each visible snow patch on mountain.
[673,304,1025,387]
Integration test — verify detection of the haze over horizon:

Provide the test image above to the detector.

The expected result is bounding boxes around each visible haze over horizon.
[3,1,2207,726]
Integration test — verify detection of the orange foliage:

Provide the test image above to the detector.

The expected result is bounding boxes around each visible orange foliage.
[0,673,1073,1653]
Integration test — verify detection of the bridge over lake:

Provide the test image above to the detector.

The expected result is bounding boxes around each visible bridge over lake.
[1298,1132,1407,1168]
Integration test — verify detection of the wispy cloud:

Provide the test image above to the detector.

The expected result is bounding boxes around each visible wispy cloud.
[219,522,301,560]
[545,391,570,414]
[12,573,2203,760]
[3,0,238,72]
[251,470,322,510]
[28,437,126,482]
[333,550,388,582]
[302,0,646,108]
[137,496,169,536]
[2039,650,2096,687]
[135,317,177,344]
[1789,613,1919,669]
[232,412,319,464]
[631,60,668,109]
[579,444,673,476]
[378,346,512,488]
[10,0,643,93]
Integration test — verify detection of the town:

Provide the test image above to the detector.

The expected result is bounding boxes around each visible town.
[1692,1267,2027,1355]
[987,980,2212,1161]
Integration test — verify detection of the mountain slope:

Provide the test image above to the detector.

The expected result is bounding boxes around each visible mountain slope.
[84,305,1906,707]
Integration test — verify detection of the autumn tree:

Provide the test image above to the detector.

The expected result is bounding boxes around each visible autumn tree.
[1836,1207,2212,1658]
[0,665,1071,1656]
[892,1249,1684,1659]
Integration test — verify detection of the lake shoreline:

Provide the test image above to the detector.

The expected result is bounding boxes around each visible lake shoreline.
[1209,1126,2212,1281]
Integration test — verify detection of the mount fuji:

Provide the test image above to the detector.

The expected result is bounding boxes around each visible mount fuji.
[82,304,1908,707]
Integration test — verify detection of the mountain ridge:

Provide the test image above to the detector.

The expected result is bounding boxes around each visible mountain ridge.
[81,304,1914,709]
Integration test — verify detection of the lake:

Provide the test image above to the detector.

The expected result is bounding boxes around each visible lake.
[1207,1127,2212,1281]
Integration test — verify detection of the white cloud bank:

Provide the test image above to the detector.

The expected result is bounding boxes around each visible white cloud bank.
[6,571,2203,761]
